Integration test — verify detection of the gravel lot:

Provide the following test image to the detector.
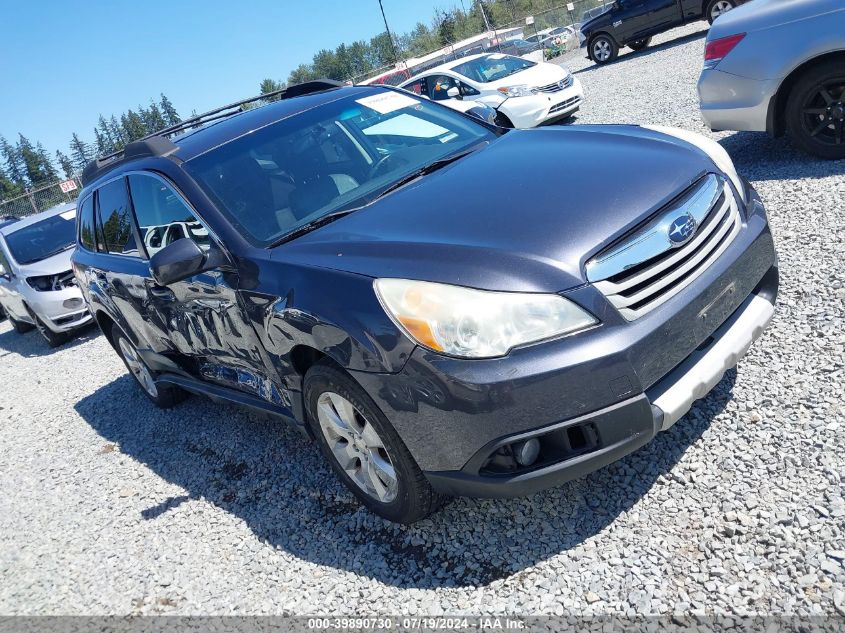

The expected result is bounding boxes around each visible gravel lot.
[1,23,844,616]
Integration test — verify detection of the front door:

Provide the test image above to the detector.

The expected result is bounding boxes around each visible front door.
[124,172,284,406]
[613,0,682,42]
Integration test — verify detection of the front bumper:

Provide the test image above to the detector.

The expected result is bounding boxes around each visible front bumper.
[352,185,777,497]
[500,78,585,128]
[25,286,92,333]
[698,68,779,133]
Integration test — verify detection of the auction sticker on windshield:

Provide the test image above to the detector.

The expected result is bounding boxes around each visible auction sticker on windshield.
[356,92,420,114]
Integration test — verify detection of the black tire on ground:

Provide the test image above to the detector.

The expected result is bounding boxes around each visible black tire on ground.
[34,315,70,348]
[112,325,187,408]
[706,0,736,24]
[785,59,845,160]
[9,314,34,334]
[591,34,618,65]
[304,360,446,524]
[628,37,652,51]
[493,111,514,128]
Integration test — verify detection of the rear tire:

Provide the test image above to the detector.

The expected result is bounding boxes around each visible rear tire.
[34,316,70,348]
[304,360,445,524]
[591,34,618,65]
[628,37,651,51]
[706,0,736,24]
[112,326,187,408]
[9,315,34,334]
[785,60,845,160]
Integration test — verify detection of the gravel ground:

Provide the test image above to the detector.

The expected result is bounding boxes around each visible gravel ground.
[1,23,844,617]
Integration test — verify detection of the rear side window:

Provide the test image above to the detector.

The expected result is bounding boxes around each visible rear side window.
[127,174,210,258]
[96,179,140,257]
[78,195,95,251]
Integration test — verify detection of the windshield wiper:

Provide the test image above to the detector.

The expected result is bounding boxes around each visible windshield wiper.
[269,208,359,247]
[24,243,74,264]
[372,145,483,202]
[269,144,486,248]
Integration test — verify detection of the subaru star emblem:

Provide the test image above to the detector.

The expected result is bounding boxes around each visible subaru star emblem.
[667,213,697,246]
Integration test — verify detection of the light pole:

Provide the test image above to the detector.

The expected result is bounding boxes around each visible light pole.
[377,0,399,63]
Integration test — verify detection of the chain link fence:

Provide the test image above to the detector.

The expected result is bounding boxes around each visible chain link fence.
[355,0,611,86]
[0,177,82,220]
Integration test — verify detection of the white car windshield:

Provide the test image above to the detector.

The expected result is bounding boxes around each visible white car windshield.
[451,55,536,83]
[4,212,76,265]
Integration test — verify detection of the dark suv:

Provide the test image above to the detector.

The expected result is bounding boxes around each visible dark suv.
[581,0,746,64]
[72,81,777,523]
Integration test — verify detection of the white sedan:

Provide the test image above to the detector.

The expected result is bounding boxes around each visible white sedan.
[398,53,584,129]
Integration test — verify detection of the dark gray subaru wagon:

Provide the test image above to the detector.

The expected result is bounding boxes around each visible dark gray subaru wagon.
[72,82,778,523]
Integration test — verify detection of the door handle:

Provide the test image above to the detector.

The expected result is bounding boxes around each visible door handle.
[147,285,176,301]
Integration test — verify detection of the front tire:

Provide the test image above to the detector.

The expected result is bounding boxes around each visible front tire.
[9,314,34,334]
[628,37,651,51]
[34,315,70,348]
[785,60,845,160]
[304,360,444,524]
[591,34,618,65]
[706,0,736,24]
[113,326,186,408]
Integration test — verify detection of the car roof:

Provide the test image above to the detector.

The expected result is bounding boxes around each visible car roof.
[0,202,76,236]
[400,53,509,82]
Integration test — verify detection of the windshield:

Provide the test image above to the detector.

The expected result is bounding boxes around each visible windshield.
[4,210,76,265]
[184,89,496,246]
[452,54,536,83]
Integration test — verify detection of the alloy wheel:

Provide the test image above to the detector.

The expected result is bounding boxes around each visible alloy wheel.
[316,391,398,503]
[118,337,158,398]
[801,81,845,146]
[593,39,611,62]
[710,0,734,19]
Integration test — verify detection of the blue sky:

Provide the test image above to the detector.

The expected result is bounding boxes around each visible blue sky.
[0,0,457,158]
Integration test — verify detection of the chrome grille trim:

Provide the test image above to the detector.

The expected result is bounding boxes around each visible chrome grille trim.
[587,174,741,321]
[549,96,581,114]
[537,75,574,93]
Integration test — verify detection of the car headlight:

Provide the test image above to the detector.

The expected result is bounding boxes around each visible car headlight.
[642,125,747,204]
[374,279,597,359]
[497,85,539,98]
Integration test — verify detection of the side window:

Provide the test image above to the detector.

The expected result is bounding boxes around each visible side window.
[127,174,210,258]
[402,79,426,96]
[0,244,10,276]
[96,179,140,257]
[460,82,480,97]
[427,75,458,101]
[78,195,96,251]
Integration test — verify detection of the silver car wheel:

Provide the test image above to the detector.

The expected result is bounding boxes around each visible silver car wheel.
[316,391,398,503]
[594,39,611,62]
[710,0,733,19]
[118,337,158,398]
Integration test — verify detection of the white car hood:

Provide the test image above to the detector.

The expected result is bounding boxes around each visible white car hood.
[16,247,74,276]
[483,62,567,90]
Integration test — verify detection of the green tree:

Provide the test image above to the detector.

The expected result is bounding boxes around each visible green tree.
[259,78,286,102]
[55,150,75,179]
[141,100,167,132]
[121,110,147,142]
[17,134,51,186]
[70,133,94,172]
[109,115,126,149]
[36,143,58,182]
[288,63,317,85]
[159,93,181,126]
[1,136,26,185]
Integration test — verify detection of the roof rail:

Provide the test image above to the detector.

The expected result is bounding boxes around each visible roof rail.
[80,79,346,186]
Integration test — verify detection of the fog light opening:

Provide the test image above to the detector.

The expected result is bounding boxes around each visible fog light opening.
[63,298,83,309]
[513,438,540,467]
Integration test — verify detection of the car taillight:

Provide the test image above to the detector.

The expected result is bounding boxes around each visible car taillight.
[704,33,745,68]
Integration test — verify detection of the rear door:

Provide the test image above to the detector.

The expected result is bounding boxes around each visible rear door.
[612,0,683,42]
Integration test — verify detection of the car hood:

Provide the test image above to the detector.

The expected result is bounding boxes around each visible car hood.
[482,62,566,90]
[15,247,74,276]
[709,0,837,38]
[274,125,715,293]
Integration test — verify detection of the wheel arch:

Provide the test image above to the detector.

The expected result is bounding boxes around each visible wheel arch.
[767,50,845,137]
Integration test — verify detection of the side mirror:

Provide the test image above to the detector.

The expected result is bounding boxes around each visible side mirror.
[149,238,226,286]
[446,86,462,99]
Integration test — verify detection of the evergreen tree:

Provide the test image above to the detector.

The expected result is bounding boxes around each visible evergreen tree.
[0,136,26,185]
[144,100,167,131]
[121,110,147,142]
[70,133,93,172]
[36,143,58,182]
[18,134,47,185]
[108,115,126,150]
[55,150,75,179]
[94,128,110,156]
[259,78,286,102]
[159,93,181,126]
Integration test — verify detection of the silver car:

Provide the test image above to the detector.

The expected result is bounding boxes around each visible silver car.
[0,203,92,346]
[698,0,845,160]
